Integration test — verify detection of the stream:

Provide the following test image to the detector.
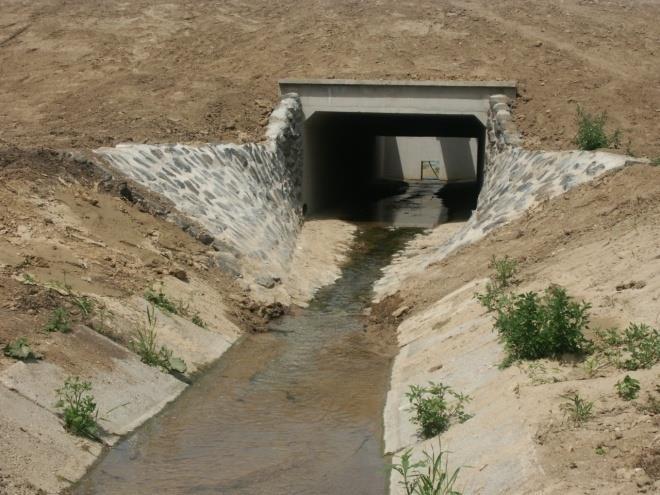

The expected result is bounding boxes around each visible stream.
[74,226,419,495]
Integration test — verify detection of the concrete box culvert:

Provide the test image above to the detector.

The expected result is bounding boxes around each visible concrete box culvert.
[278,79,517,216]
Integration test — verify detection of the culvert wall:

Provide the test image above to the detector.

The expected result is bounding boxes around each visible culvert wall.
[96,94,304,283]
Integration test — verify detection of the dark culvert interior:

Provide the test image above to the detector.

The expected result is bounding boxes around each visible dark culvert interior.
[302,112,486,225]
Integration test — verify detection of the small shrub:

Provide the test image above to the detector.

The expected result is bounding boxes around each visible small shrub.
[3,337,40,360]
[494,285,591,366]
[44,307,71,333]
[55,377,99,439]
[616,375,640,401]
[560,392,594,425]
[191,313,207,328]
[144,284,178,314]
[73,296,94,317]
[597,323,660,370]
[574,105,621,151]
[390,445,462,495]
[621,323,659,370]
[491,255,518,289]
[131,305,187,374]
[650,157,660,167]
[406,382,472,439]
[475,255,518,312]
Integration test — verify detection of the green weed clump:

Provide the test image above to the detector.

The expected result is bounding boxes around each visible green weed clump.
[391,445,462,495]
[616,375,640,401]
[475,255,518,312]
[574,105,621,151]
[144,284,178,314]
[596,323,660,370]
[55,377,99,439]
[560,392,594,426]
[131,305,187,374]
[494,285,591,367]
[3,338,40,361]
[406,382,472,439]
[44,307,71,333]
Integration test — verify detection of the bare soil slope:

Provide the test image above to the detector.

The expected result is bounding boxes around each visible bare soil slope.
[1,0,658,156]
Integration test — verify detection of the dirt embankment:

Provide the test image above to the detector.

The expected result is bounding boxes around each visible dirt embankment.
[0,147,268,362]
[1,0,659,157]
[377,163,660,493]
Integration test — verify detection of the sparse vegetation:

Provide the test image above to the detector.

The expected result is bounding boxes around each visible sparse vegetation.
[650,157,660,167]
[595,323,659,370]
[44,307,71,333]
[3,337,40,360]
[406,382,472,439]
[616,375,640,401]
[55,377,99,439]
[638,391,660,415]
[582,355,605,378]
[191,313,207,328]
[390,445,462,495]
[574,105,621,151]
[560,392,594,425]
[73,296,94,317]
[144,284,178,314]
[475,255,518,312]
[131,305,187,374]
[494,285,591,367]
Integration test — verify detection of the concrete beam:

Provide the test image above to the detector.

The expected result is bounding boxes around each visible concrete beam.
[278,79,517,123]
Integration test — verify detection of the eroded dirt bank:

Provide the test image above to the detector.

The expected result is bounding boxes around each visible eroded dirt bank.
[0,147,355,494]
[377,163,660,493]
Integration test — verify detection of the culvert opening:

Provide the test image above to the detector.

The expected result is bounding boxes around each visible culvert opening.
[303,111,486,225]
[280,78,517,227]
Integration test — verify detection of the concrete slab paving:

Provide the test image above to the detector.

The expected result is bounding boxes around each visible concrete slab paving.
[103,295,235,375]
[0,326,187,443]
[0,385,102,494]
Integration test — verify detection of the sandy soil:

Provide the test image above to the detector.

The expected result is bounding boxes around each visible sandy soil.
[0,0,658,157]
[377,163,660,493]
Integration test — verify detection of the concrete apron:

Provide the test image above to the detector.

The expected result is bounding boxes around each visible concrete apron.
[0,293,241,493]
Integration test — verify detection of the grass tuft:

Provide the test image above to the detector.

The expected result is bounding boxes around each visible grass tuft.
[574,105,621,151]
[560,392,594,426]
[390,444,463,495]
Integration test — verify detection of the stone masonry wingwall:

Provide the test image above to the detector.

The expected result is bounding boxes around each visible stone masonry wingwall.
[96,94,304,283]
[374,94,642,300]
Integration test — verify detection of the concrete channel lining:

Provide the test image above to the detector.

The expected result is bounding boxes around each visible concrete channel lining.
[278,78,518,124]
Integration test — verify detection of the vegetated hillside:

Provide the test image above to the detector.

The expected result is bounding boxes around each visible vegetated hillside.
[1,0,658,157]
[379,162,660,492]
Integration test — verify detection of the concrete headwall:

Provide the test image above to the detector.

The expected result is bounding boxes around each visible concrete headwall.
[96,95,304,283]
[376,136,478,181]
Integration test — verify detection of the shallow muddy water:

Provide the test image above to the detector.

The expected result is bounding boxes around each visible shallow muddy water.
[74,227,418,495]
